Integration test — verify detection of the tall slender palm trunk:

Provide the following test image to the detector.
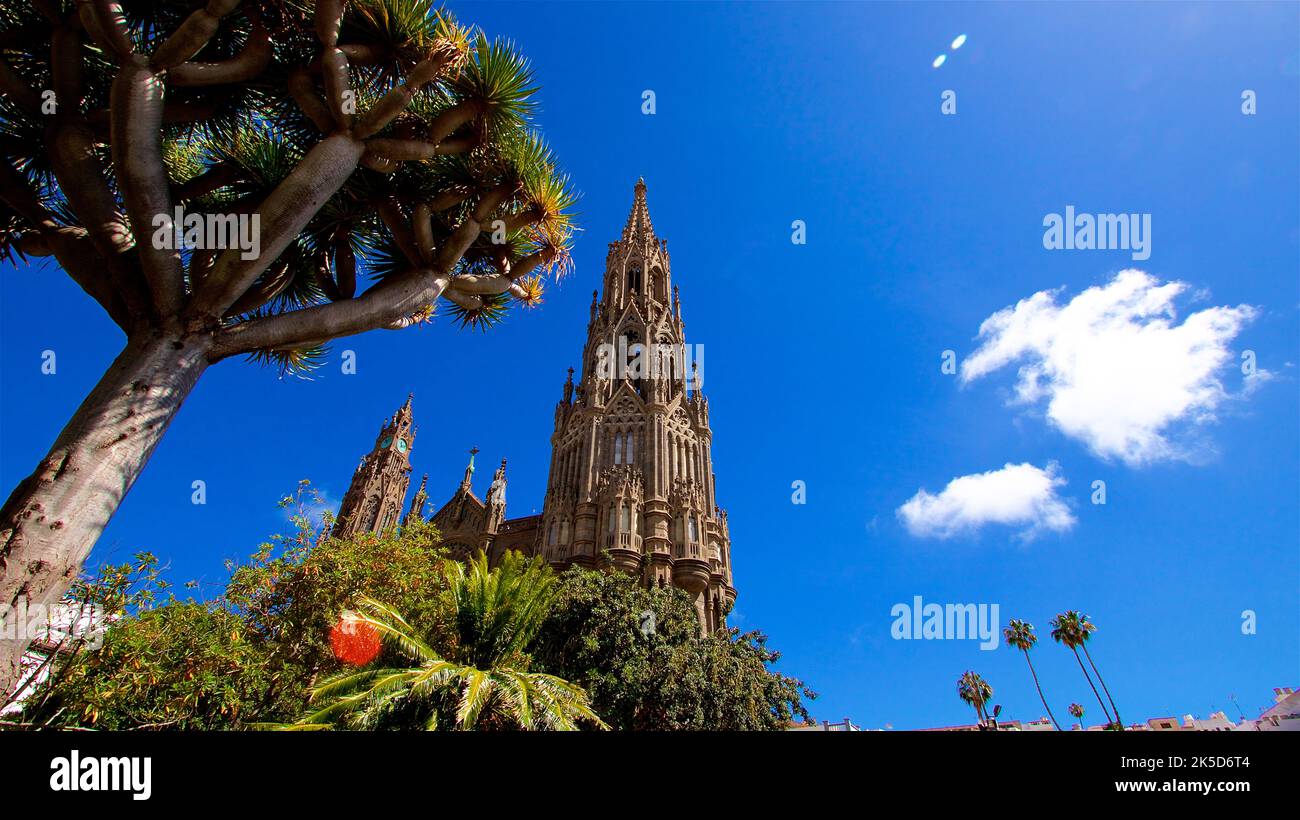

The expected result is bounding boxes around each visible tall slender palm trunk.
[1071,647,1113,728]
[1022,650,1061,730]
[1082,644,1122,729]
[0,333,210,696]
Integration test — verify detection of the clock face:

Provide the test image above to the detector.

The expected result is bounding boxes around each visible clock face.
[380,436,393,449]
[397,438,408,453]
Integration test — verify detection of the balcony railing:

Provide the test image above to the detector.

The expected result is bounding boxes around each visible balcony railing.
[673,541,704,559]
[603,531,642,551]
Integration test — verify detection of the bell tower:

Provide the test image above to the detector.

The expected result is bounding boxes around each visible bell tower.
[334,394,416,537]
[539,179,735,632]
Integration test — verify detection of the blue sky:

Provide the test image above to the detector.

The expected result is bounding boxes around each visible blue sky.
[1,1,1297,729]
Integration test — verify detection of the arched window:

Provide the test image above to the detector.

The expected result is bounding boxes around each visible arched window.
[625,432,634,464]
[560,519,570,543]
[688,515,698,542]
[620,504,631,531]
[608,505,616,532]
[548,521,557,545]
[627,264,642,293]
[613,433,623,465]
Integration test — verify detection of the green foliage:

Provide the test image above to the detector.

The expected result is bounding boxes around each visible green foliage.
[22,482,454,729]
[957,670,993,726]
[20,484,812,731]
[532,568,814,730]
[293,584,603,731]
[24,603,275,731]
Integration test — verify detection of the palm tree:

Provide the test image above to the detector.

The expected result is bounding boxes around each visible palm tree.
[295,551,604,730]
[1068,702,1085,730]
[956,671,993,729]
[0,0,578,695]
[1051,611,1116,729]
[1003,619,1060,730]
[1072,612,1122,729]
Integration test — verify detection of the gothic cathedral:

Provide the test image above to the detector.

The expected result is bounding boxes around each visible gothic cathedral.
[335,180,736,631]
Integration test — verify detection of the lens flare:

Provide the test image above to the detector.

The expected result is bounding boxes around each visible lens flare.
[330,613,382,666]
[932,54,947,69]
[951,34,967,50]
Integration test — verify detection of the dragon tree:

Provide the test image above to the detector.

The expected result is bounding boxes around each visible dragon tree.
[0,0,576,694]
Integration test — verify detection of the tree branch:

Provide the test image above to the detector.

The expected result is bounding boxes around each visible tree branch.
[209,269,451,360]
[166,12,271,87]
[110,62,185,321]
[150,0,243,71]
[185,133,366,324]
[287,67,335,134]
[0,161,131,330]
[170,162,243,202]
[79,1,136,62]
[353,51,457,139]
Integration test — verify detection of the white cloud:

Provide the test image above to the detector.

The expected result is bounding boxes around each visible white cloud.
[897,462,1075,541]
[961,269,1259,466]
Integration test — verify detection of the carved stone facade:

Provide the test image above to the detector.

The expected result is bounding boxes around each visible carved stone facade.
[336,181,737,631]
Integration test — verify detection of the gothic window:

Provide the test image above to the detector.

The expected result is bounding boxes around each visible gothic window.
[627,263,641,294]
[688,515,699,543]
[608,505,615,532]
[613,432,623,465]
[548,521,557,546]
[625,431,634,464]
[560,519,570,543]
[620,504,631,531]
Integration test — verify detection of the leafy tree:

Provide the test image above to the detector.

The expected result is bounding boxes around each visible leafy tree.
[22,601,277,730]
[2,550,170,724]
[1050,610,1118,729]
[1068,701,1085,729]
[225,482,455,695]
[295,553,603,730]
[532,567,814,730]
[1002,618,1060,730]
[21,483,457,728]
[956,670,992,728]
[0,0,576,695]
[20,489,813,731]
[1069,611,1121,729]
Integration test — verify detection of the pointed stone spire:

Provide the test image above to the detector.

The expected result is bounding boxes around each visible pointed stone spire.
[404,473,428,525]
[563,366,574,403]
[621,177,656,242]
[487,459,507,508]
[394,392,414,423]
[460,446,479,490]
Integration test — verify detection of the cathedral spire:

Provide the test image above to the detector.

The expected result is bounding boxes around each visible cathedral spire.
[460,446,479,490]
[404,473,428,525]
[334,394,416,537]
[621,177,655,242]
